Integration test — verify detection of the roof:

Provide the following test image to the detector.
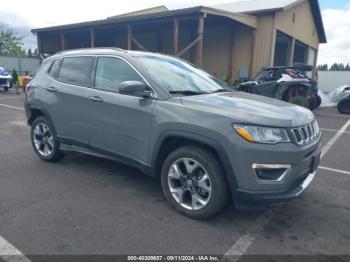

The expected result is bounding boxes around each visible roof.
[31,0,325,43]
[31,6,257,34]
[214,0,326,43]
[214,0,303,14]
[107,6,169,19]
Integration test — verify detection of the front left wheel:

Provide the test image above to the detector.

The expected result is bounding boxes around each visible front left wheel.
[31,117,64,162]
[161,146,229,219]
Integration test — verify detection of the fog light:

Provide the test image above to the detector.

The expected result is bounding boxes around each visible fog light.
[252,164,291,182]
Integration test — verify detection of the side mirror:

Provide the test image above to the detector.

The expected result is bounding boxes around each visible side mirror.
[119,81,153,98]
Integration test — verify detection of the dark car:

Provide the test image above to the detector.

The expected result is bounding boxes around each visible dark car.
[25,48,321,219]
[237,65,321,111]
[338,87,350,114]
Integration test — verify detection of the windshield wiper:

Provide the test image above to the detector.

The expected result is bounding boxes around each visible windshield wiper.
[169,90,208,96]
[210,88,231,94]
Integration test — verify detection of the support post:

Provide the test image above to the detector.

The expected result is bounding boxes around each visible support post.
[173,18,179,55]
[196,15,205,67]
[60,31,65,51]
[90,28,95,48]
[249,30,257,79]
[37,34,43,64]
[312,49,318,80]
[270,28,277,66]
[127,24,132,50]
[289,38,296,66]
[228,28,235,84]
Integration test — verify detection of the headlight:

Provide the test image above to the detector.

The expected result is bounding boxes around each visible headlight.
[233,124,290,144]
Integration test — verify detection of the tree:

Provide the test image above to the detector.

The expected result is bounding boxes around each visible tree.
[317,64,328,71]
[0,26,26,57]
[12,69,18,85]
[33,48,39,58]
[27,48,33,57]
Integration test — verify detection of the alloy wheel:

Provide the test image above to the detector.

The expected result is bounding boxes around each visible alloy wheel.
[168,158,212,211]
[33,122,54,157]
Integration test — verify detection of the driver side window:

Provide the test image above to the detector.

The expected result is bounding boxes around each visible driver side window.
[95,57,143,93]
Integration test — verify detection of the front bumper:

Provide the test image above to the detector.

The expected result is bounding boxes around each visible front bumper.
[222,131,322,209]
[234,170,316,203]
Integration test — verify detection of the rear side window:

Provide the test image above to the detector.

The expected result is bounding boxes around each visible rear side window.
[58,57,94,86]
[32,61,51,80]
[95,57,143,92]
[48,60,60,78]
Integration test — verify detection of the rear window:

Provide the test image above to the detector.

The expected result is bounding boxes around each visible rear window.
[48,60,60,78]
[58,57,94,86]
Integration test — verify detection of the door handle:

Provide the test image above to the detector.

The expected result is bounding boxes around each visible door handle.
[46,86,57,92]
[88,96,103,103]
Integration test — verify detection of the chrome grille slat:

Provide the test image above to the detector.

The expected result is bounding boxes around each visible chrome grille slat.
[291,121,320,146]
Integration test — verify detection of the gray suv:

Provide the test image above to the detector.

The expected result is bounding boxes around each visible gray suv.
[25,48,321,219]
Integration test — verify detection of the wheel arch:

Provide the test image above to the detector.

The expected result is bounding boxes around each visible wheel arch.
[27,106,53,126]
[151,131,238,194]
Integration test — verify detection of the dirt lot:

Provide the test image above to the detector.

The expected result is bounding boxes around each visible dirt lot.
[0,89,349,261]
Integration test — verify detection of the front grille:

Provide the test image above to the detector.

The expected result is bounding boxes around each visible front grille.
[291,121,320,146]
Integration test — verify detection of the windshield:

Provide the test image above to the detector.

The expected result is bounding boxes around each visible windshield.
[134,55,228,95]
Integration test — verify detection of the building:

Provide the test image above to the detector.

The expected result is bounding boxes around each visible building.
[31,0,326,83]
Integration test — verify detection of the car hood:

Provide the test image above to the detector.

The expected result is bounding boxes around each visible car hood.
[180,92,314,127]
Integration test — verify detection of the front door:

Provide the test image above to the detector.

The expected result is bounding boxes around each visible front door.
[87,56,156,165]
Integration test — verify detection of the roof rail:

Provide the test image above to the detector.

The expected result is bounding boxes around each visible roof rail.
[54,47,126,55]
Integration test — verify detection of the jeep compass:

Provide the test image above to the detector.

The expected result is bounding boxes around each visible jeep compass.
[25,48,322,219]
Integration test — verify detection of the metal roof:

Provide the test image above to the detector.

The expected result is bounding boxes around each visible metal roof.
[31,0,325,43]
[214,0,326,43]
[31,7,203,33]
[214,0,303,14]
[31,6,257,34]
[107,5,169,19]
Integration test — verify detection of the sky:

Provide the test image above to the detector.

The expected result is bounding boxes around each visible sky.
[0,0,349,65]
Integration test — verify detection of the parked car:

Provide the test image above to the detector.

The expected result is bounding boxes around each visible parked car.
[25,48,322,219]
[237,65,321,111]
[0,67,13,91]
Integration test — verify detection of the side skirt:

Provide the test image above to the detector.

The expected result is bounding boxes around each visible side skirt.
[58,138,156,177]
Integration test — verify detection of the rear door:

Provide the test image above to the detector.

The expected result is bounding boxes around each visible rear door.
[87,56,156,164]
[53,56,95,145]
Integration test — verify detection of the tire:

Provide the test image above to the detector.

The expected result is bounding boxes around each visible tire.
[289,96,310,109]
[31,116,64,162]
[308,96,321,111]
[316,95,322,108]
[4,87,8,92]
[337,97,350,114]
[161,145,229,219]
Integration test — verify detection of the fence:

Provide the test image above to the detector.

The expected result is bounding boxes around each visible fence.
[0,55,40,76]
[318,71,350,93]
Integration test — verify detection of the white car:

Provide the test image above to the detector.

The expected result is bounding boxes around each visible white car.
[0,67,13,91]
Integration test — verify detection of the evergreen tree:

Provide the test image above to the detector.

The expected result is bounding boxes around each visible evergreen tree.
[33,48,39,58]
[27,48,32,57]
[12,69,18,84]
